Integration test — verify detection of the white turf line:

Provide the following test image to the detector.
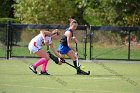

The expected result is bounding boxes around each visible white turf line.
[0,83,113,93]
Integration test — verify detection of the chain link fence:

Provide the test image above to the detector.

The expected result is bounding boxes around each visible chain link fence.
[0,22,140,61]
[90,26,140,60]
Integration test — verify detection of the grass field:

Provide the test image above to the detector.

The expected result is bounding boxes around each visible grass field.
[0,59,140,93]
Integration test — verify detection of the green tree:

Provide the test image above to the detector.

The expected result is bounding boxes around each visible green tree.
[14,0,77,24]
[81,0,140,26]
[74,0,101,25]
[76,0,140,44]
[0,0,10,17]
[111,0,140,26]
[0,0,14,18]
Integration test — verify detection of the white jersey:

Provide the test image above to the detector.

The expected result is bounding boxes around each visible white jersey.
[28,34,52,53]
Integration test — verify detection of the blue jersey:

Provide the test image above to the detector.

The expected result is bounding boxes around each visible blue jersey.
[60,28,73,46]
[58,28,73,54]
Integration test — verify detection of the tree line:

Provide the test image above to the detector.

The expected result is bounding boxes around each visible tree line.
[0,0,139,26]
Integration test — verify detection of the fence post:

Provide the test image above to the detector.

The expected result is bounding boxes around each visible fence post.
[6,21,11,60]
[128,30,131,60]
[9,22,12,58]
[90,32,93,60]
[89,25,94,60]
[89,25,91,60]
[84,25,87,60]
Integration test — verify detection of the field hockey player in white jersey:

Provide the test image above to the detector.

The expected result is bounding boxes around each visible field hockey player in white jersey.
[28,29,64,75]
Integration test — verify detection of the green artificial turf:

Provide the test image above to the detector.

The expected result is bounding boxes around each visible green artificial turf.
[0,59,140,93]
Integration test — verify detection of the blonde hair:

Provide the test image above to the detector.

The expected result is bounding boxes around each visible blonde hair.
[51,29,60,36]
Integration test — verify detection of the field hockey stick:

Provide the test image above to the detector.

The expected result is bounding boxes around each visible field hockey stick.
[65,61,90,75]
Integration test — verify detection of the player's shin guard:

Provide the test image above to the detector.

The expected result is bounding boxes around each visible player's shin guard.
[73,60,82,74]
[73,60,80,68]
[47,51,59,64]
[73,60,80,67]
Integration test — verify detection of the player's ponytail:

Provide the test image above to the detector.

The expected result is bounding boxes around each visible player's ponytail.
[51,29,60,36]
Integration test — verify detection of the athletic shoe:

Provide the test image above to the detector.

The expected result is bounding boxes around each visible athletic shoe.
[76,67,82,75]
[76,67,87,75]
[77,70,90,75]
[29,65,37,74]
[77,70,83,75]
[77,70,87,75]
[39,71,50,75]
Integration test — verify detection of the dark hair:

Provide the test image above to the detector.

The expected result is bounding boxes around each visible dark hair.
[69,18,77,26]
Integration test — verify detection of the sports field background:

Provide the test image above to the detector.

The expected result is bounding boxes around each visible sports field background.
[0,27,140,60]
[0,42,140,60]
[0,59,140,93]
